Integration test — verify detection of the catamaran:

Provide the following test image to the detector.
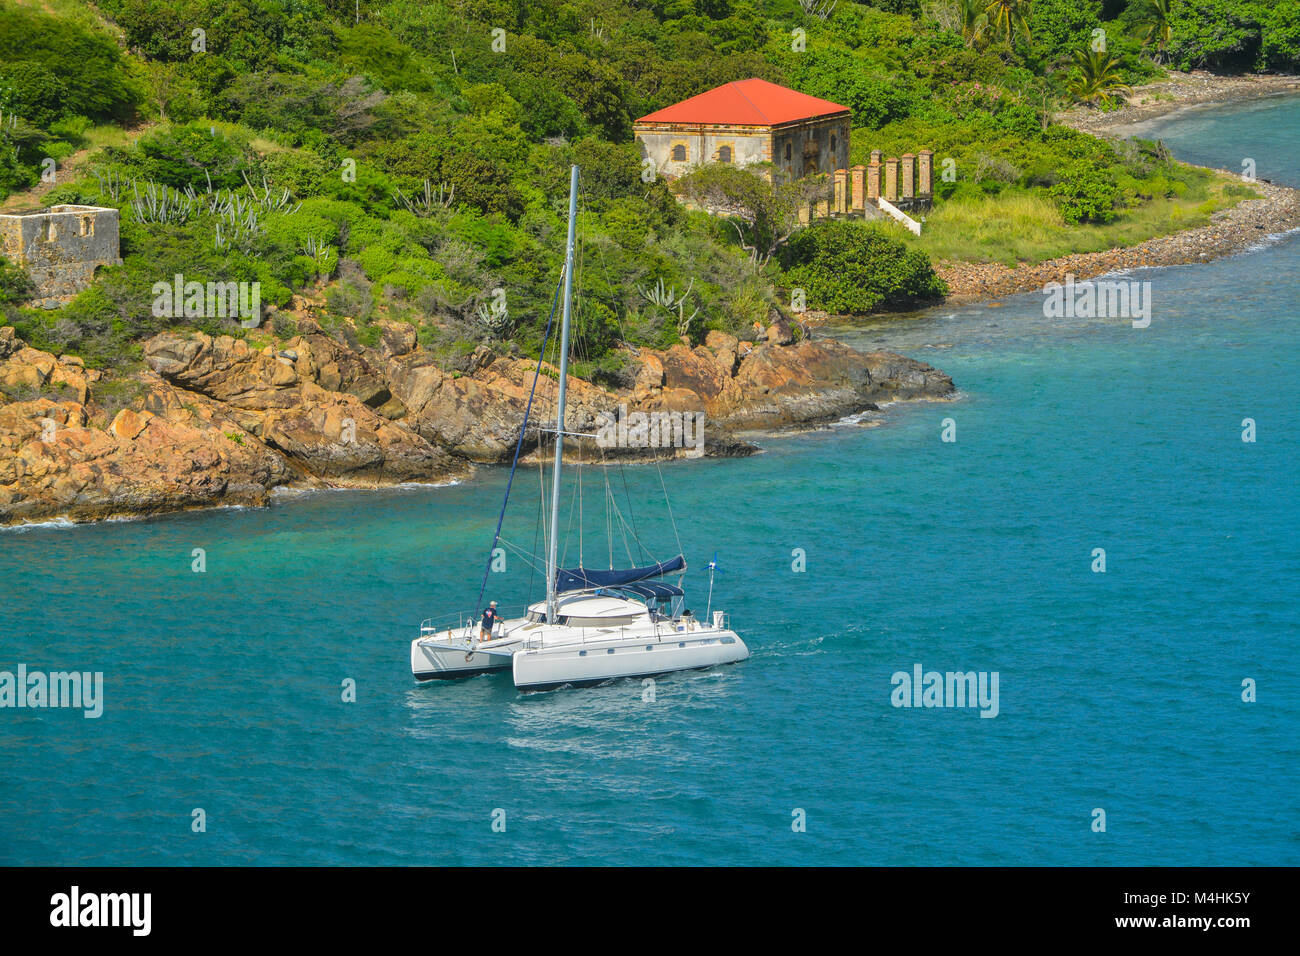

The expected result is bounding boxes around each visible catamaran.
[409,165,749,690]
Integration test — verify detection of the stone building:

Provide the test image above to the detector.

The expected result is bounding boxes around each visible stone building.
[0,204,122,308]
[634,78,850,183]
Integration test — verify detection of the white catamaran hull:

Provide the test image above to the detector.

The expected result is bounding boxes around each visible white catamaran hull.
[512,629,749,691]
[410,633,520,681]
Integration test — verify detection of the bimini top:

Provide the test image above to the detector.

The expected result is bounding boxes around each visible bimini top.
[555,555,685,594]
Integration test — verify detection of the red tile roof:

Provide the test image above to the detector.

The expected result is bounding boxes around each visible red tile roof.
[635,78,850,127]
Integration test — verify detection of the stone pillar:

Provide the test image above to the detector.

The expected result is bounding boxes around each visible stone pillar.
[814,196,829,219]
[918,149,933,199]
[870,149,882,167]
[884,157,899,202]
[901,153,915,201]
[850,165,866,212]
[867,160,881,200]
[798,202,810,225]
[833,168,848,215]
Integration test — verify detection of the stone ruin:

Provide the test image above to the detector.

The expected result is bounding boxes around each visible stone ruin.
[0,205,122,309]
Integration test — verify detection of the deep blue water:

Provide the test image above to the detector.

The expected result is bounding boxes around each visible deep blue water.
[2,100,1298,866]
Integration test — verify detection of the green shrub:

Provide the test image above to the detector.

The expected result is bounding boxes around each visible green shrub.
[136,122,251,188]
[779,221,947,315]
[0,255,34,304]
[1049,163,1121,224]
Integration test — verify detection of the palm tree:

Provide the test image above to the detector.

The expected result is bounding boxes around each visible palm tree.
[1132,0,1173,62]
[958,0,990,47]
[984,0,1031,45]
[1067,48,1133,109]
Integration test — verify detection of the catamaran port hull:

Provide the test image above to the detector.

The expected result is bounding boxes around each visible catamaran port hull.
[512,631,749,691]
[410,637,517,681]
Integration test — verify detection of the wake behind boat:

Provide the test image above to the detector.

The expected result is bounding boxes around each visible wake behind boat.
[409,165,749,690]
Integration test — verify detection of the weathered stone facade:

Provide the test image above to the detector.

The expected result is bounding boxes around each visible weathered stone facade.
[0,205,122,309]
[635,115,850,184]
[633,79,851,184]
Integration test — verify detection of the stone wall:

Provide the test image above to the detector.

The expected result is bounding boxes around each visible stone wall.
[770,115,850,181]
[635,123,774,180]
[634,114,851,183]
[0,205,122,309]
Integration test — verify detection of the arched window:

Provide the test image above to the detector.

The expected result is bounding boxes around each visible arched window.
[671,144,687,162]
[718,145,732,163]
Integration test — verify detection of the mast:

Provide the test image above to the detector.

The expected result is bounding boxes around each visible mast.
[546,165,579,624]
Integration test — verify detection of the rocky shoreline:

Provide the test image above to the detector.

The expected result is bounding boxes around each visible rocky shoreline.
[935,74,1300,303]
[936,178,1300,303]
[0,317,955,526]
[1055,71,1300,137]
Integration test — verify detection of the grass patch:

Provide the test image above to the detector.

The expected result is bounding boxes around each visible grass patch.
[915,171,1259,266]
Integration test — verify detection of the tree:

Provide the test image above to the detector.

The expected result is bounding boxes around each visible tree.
[958,0,992,47]
[672,164,815,268]
[1131,0,1173,61]
[985,0,1033,44]
[1067,47,1132,109]
[1261,0,1300,70]
[779,220,947,314]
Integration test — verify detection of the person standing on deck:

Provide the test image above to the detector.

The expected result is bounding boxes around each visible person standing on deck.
[480,601,499,641]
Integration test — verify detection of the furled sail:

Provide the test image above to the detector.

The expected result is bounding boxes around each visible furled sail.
[555,555,686,594]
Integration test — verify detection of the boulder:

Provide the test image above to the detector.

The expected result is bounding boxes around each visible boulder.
[0,389,294,526]
[704,330,739,352]
[109,408,152,441]
[766,317,795,345]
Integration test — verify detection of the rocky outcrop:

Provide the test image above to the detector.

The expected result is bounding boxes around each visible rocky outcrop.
[0,338,100,404]
[0,374,294,524]
[142,331,460,484]
[1,318,953,525]
[632,335,954,431]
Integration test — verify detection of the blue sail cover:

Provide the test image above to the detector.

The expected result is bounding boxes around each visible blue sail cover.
[556,555,686,594]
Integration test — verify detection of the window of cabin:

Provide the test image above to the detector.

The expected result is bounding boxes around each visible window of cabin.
[785,142,792,161]
[831,134,838,154]
[718,145,732,163]
[671,144,687,162]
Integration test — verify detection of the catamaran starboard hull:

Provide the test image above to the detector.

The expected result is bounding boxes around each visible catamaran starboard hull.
[511,630,749,691]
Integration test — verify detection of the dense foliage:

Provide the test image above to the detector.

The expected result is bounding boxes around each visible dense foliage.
[780,220,948,312]
[0,0,1280,364]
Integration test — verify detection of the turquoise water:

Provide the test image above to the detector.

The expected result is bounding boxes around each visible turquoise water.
[2,101,1298,866]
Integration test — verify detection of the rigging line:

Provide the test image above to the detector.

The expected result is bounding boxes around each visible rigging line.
[472,269,563,623]
[560,455,580,570]
[605,453,614,569]
[602,488,641,568]
[529,444,546,607]
[528,478,542,607]
[617,462,653,565]
[497,538,547,574]
[655,453,685,561]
